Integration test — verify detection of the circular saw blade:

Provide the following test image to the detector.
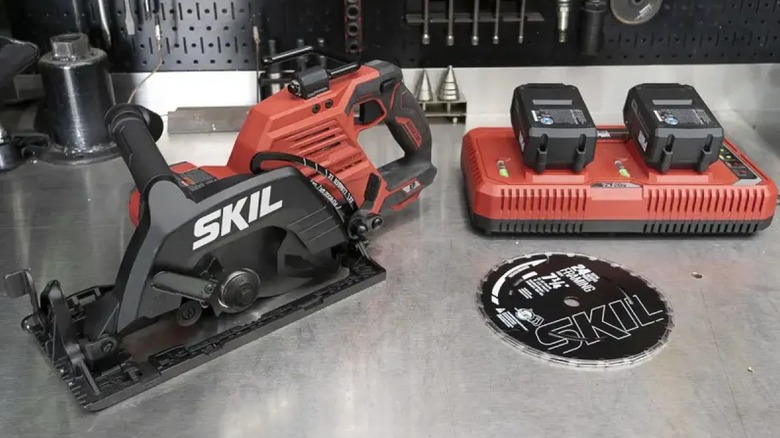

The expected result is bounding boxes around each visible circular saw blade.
[610,0,663,25]
[477,253,673,369]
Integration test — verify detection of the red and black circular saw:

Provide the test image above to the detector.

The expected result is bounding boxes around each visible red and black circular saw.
[5,48,435,411]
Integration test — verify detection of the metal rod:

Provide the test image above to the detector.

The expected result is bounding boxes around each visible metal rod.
[263,45,354,66]
[316,38,327,68]
[267,40,282,95]
[328,63,361,78]
[446,0,455,46]
[295,39,307,71]
[518,0,527,43]
[96,0,112,48]
[144,0,152,20]
[472,0,480,46]
[493,0,501,44]
[123,0,136,35]
[422,0,430,44]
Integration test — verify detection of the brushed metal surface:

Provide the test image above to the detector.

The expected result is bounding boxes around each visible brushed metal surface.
[1,113,779,437]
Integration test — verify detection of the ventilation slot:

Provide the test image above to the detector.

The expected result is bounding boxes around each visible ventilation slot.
[647,188,765,217]
[282,121,348,157]
[499,188,587,214]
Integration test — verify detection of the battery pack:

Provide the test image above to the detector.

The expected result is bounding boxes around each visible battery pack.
[623,83,722,173]
[510,84,597,173]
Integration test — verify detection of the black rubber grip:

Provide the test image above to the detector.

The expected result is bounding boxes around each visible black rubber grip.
[384,81,433,161]
[349,62,436,192]
[105,104,172,196]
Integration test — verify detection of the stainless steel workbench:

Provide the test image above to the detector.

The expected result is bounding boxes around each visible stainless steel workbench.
[1,107,780,437]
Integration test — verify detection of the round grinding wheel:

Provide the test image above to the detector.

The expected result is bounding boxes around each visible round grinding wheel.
[610,0,663,25]
[477,253,673,368]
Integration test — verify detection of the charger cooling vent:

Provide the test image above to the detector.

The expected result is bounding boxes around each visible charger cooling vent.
[499,188,588,214]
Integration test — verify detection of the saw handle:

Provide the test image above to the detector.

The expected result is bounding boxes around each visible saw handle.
[106,104,172,197]
[352,61,435,201]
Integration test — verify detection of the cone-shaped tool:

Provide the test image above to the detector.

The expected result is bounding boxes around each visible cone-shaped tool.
[415,69,433,103]
[437,65,460,101]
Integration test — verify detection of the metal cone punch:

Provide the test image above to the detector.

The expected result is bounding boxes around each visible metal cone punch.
[415,69,433,103]
[438,65,460,102]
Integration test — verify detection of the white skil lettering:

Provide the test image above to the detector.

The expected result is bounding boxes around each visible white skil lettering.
[192,186,283,250]
[221,198,249,236]
[534,295,663,353]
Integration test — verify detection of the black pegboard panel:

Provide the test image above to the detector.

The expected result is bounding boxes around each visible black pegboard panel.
[395,0,780,67]
[5,0,780,71]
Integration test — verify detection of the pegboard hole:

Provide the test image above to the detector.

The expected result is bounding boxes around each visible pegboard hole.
[239,8,245,13]
[244,59,250,64]
[194,60,199,64]
[174,43,180,48]
[172,26,178,31]
[226,43,232,47]
[176,60,182,64]
[205,9,210,13]
[142,61,147,66]
[346,5,360,19]
[140,43,146,49]
[209,43,214,48]
[210,60,216,64]
[227,59,233,64]
[222,8,228,13]
[189,26,195,31]
[207,26,212,31]
[224,26,230,31]
[187,9,193,14]
[192,43,197,48]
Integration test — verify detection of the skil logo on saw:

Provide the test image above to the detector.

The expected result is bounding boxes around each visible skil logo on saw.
[193,186,283,250]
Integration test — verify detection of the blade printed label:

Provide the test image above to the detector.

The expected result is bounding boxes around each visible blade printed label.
[478,253,673,368]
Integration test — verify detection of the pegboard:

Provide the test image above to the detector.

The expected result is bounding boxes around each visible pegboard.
[5,0,780,72]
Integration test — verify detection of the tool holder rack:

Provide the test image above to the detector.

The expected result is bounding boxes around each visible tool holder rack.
[5,0,780,72]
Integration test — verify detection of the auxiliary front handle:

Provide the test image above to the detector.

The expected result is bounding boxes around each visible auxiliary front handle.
[105,103,171,196]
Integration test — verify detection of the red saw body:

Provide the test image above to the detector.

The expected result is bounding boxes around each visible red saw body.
[131,56,436,226]
[463,126,777,234]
